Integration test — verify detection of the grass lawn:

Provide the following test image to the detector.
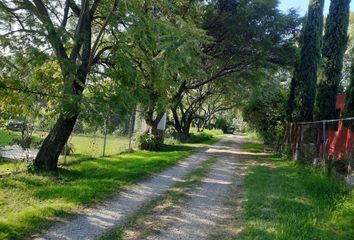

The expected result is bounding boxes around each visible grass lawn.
[239,152,354,239]
[69,134,129,157]
[241,142,265,153]
[0,134,222,240]
[0,130,20,147]
[0,128,130,157]
[243,132,262,142]
[0,160,24,175]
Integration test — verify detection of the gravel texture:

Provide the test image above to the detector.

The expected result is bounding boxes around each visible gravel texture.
[147,135,247,240]
[34,141,224,240]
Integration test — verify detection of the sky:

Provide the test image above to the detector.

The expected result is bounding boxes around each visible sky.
[279,0,354,16]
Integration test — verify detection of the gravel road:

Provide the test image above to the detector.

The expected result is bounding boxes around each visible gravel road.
[34,141,224,240]
[147,135,247,240]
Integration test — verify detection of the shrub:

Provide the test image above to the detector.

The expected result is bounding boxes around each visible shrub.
[215,117,232,133]
[182,132,213,143]
[242,87,287,146]
[137,132,163,151]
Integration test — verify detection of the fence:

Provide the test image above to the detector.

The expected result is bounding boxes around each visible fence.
[285,117,354,175]
[0,108,148,175]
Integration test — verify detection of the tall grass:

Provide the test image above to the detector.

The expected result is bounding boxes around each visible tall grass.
[240,155,354,240]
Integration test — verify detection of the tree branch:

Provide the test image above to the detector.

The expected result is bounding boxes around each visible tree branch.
[87,0,119,70]
[68,0,80,16]
[23,0,69,61]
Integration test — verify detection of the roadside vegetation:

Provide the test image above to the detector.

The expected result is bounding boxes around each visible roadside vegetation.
[239,144,354,240]
[241,142,265,154]
[0,0,353,239]
[0,132,221,240]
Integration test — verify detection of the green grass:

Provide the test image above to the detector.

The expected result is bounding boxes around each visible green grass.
[0,130,20,147]
[0,160,24,175]
[240,154,354,240]
[0,132,221,240]
[102,156,218,240]
[69,134,129,157]
[243,132,262,142]
[241,142,265,153]
[0,128,130,157]
[0,147,193,239]
[181,129,224,148]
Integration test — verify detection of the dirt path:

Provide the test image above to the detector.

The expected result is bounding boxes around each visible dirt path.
[34,140,226,240]
[110,135,264,240]
[143,135,250,240]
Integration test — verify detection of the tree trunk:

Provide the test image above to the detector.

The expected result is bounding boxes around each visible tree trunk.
[180,117,192,138]
[144,111,165,140]
[171,106,182,133]
[34,114,78,170]
[145,119,159,135]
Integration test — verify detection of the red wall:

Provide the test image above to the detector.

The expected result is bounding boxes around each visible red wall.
[327,93,354,159]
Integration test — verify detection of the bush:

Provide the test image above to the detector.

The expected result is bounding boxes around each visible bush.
[242,87,287,146]
[137,132,163,151]
[215,117,232,133]
[182,132,213,143]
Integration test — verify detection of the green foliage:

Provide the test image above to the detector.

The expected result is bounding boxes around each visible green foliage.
[240,154,354,240]
[214,117,232,133]
[181,132,213,144]
[292,0,324,121]
[137,132,163,151]
[116,0,208,129]
[243,87,288,146]
[169,0,301,136]
[315,0,350,120]
[345,44,354,117]
[204,0,301,70]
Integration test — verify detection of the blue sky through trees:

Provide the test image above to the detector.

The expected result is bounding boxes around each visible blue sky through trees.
[279,0,354,15]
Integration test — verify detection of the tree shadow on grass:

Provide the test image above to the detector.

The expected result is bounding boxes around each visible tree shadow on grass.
[0,141,204,239]
[0,208,72,240]
[158,144,195,152]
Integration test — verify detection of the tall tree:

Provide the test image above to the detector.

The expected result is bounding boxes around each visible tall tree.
[0,0,120,170]
[292,0,324,121]
[116,0,206,137]
[287,16,306,122]
[170,0,301,135]
[315,0,350,120]
[345,46,354,117]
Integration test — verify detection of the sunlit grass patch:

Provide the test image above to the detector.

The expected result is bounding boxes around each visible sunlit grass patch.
[0,147,193,239]
[0,129,20,147]
[0,131,220,239]
[0,160,25,175]
[243,132,262,142]
[241,142,265,153]
[240,154,354,240]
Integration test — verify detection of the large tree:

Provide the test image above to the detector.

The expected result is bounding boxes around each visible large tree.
[345,47,354,117]
[114,0,206,137]
[0,0,120,170]
[291,0,324,122]
[315,0,350,120]
[169,0,301,136]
